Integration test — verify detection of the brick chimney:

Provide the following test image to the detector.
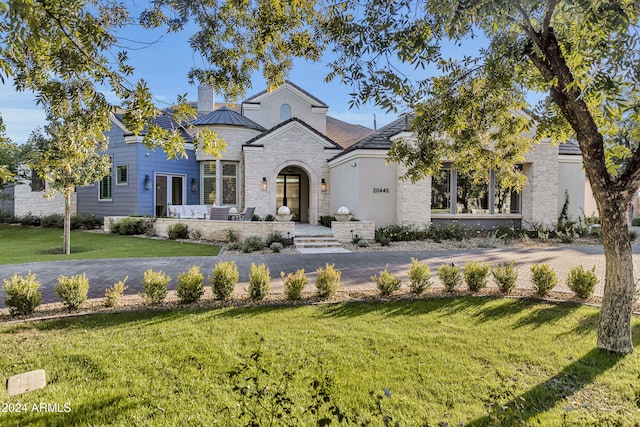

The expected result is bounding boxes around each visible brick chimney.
[197,85,215,113]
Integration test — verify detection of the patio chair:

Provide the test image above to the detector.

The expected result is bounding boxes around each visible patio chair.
[241,206,255,221]
[210,206,230,221]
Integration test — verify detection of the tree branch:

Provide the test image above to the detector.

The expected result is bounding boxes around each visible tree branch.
[541,0,558,39]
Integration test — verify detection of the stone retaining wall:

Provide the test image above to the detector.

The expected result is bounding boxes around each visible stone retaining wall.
[331,221,375,243]
[105,217,295,242]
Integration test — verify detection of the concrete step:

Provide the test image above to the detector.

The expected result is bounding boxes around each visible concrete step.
[295,236,343,249]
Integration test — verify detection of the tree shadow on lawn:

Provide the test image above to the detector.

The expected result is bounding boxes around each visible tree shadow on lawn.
[467,328,640,426]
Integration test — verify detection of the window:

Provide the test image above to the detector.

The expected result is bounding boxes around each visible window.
[99,158,112,201]
[31,171,45,192]
[431,167,521,215]
[202,161,216,204]
[280,103,291,120]
[431,169,451,213]
[116,165,128,185]
[222,161,238,206]
[456,172,489,214]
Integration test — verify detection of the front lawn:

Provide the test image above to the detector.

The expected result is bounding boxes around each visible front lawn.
[0,225,219,265]
[1,298,639,425]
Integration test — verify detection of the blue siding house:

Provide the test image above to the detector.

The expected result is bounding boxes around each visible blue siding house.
[76,114,200,217]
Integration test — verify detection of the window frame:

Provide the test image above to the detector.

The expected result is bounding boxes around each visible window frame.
[99,157,113,201]
[116,164,128,185]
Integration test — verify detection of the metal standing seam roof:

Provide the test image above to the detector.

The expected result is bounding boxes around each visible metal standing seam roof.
[191,106,265,131]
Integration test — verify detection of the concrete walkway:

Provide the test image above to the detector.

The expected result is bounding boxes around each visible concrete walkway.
[2,244,640,307]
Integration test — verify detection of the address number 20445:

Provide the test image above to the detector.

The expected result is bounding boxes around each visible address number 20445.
[373,188,389,194]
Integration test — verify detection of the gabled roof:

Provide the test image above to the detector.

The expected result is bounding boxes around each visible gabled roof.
[243,81,328,108]
[244,117,343,149]
[114,113,193,142]
[191,106,265,131]
[326,116,374,149]
[330,115,412,160]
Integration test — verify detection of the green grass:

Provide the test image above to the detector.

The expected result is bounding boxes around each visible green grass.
[1,298,640,426]
[0,225,219,264]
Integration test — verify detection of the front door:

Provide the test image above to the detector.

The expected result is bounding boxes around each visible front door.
[155,174,184,216]
[276,174,300,220]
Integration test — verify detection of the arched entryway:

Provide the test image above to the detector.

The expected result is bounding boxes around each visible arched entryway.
[276,165,310,222]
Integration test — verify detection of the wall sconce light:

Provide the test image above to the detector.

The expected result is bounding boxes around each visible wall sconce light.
[144,175,152,191]
[191,178,197,192]
[262,177,267,191]
[321,178,327,192]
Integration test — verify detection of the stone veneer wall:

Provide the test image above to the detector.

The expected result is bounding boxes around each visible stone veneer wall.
[395,162,431,225]
[105,217,294,242]
[521,141,559,228]
[243,124,334,223]
[13,181,77,218]
[331,221,375,243]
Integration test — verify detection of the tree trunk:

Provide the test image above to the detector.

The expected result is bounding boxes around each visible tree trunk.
[597,200,635,354]
[64,190,71,255]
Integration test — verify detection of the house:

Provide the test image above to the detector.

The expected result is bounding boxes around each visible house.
[0,165,76,218]
[62,81,590,229]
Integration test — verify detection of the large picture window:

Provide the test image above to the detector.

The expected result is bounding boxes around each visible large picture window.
[431,169,451,213]
[432,167,521,215]
[99,157,112,201]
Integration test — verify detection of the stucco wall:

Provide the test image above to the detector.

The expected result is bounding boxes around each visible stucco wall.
[356,156,397,226]
[329,155,360,219]
[242,85,327,134]
[558,155,586,220]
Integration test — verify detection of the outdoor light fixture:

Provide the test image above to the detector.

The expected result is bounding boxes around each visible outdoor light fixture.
[262,177,267,191]
[321,178,327,192]
[191,178,197,192]
[144,175,152,191]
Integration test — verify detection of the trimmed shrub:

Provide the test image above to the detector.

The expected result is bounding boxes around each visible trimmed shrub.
[438,264,460,292]
[104,277,128,308]
[265,231,286,247]
[566,265,599,299]
[190,228,202,240]
[270,242,284,253]
[71,213,103,230]
[248,263,271,300]
[316,263,341,298]
[226,229,238,243]
[140,269,171,304]
[111,217,155,235]
[372,266,401,296]
[319,215,337,227]
[3,272,42,315]
[463,261,490,292]
[176,266,205,303]
[357,239,369,247]
[242,235,265,253]
[167,222,190,240]
[375,229,391,246]
[281,269,307,300]
[209,261,239,300]
[226,242,241,251]
[408,258,431,294]
[492,262,518,294]
[55,273,90,309]
[530,263,558,297]
[41,214,64,228]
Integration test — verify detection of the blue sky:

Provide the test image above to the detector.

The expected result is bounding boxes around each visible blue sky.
[0,18,406,145]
